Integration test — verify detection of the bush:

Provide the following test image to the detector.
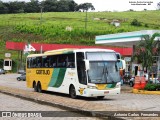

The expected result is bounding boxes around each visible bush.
[131,19,142,26]
[144,83,160,91]
[144,24,149,27]
[156,84,160,90]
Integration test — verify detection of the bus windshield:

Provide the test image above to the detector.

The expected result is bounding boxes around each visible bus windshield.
[88,61,120,84]
[86,52,120,84]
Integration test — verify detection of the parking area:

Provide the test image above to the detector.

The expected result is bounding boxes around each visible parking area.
[0,74,160,111]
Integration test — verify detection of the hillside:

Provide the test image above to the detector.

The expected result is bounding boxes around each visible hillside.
[0,10,160,45]
[0,10,160,71]
[0,11,160,71]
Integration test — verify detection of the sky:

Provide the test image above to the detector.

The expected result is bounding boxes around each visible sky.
[1,0,159,11]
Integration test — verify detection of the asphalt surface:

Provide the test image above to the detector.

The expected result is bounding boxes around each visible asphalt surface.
[0,93,100,120]
[0,74,160,111]
[0,74,160,120]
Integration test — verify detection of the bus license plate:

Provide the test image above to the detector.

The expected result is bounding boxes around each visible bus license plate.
[104,91,109,94]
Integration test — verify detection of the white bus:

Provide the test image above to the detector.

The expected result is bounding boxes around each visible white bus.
[26,48,121,99]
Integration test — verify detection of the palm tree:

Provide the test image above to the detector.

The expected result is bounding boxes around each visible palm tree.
[133,33,160,73]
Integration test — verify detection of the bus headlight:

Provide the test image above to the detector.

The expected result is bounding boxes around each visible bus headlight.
[87,85,97,89]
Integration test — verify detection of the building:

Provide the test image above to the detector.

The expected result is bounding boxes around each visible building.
[95,30,160,77]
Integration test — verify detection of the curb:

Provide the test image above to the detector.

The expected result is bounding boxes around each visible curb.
[132,89,160,95]
[0,86,125,120]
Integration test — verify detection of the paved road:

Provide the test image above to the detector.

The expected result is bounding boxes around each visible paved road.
[0,74,160,111]
[0,93,100,120]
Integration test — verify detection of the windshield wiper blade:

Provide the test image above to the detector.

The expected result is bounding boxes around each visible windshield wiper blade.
[102,66,108,82]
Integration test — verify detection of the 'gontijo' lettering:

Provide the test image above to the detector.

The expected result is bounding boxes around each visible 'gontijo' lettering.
[36,70,50,75]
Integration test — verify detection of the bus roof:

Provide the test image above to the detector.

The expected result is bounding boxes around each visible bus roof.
[27,48,115,57]
[74,48,115,53]
[44,48,76,54]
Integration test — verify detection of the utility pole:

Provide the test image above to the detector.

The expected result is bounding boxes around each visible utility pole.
[40,6,43,23]
[85,10,88,32]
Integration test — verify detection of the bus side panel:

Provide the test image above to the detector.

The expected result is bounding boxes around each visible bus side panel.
[26,68,53,90]
[47,68,78,94]
[48,68,66,88]
[26,69,33,88]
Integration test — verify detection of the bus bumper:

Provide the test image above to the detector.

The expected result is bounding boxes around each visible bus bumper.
[83,88,120,97]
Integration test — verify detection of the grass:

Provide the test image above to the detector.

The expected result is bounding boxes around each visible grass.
[0,10,160,72]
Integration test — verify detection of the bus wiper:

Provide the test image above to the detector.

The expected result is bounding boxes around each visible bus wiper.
[103,66,108,74]
[102,66,108,82]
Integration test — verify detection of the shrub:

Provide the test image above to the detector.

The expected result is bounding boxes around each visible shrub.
[144,24,149,27]
[156,84,160,90]
[144,83,160,91]
[131,19,142,26]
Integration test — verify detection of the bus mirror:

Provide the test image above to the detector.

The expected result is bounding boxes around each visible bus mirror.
[85,60,90,70]
[121,60,126,70]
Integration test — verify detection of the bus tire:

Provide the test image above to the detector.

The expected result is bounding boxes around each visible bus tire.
[97,96,105,99]
[33,81,37,92]
[69,85,77,99]
[37,82,42,93]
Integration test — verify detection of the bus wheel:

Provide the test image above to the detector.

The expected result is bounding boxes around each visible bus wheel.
[97,96,105,99]
[69,85,77,99]
[33,82,37,92]
[37,82,42,93]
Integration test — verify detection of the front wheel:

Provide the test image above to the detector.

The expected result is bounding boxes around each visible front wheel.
[69,86,77,99]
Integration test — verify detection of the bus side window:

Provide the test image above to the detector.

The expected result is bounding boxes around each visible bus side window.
[42,56,48,68]
[57,55,66,68]
[45,63,48,67]
[27,58,31,68]
[48,55,56,68]
[67,53,75,68]
[31,57,36,68]
[37,57,42,68]
[52,55,57,68]
[45,58,49,67]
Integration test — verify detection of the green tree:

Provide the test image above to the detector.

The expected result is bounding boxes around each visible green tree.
[41,0,58,12]
[24,0,40,13]
[7,1,25,13]
[68,0,77,11]
[0,1,8,14]
[133,33,160,71]
[57,0,70,12]
[76,3,95,12]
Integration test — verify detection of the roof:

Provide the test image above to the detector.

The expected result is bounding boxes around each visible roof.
[6,41,132,56]
[95,30,160,47]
